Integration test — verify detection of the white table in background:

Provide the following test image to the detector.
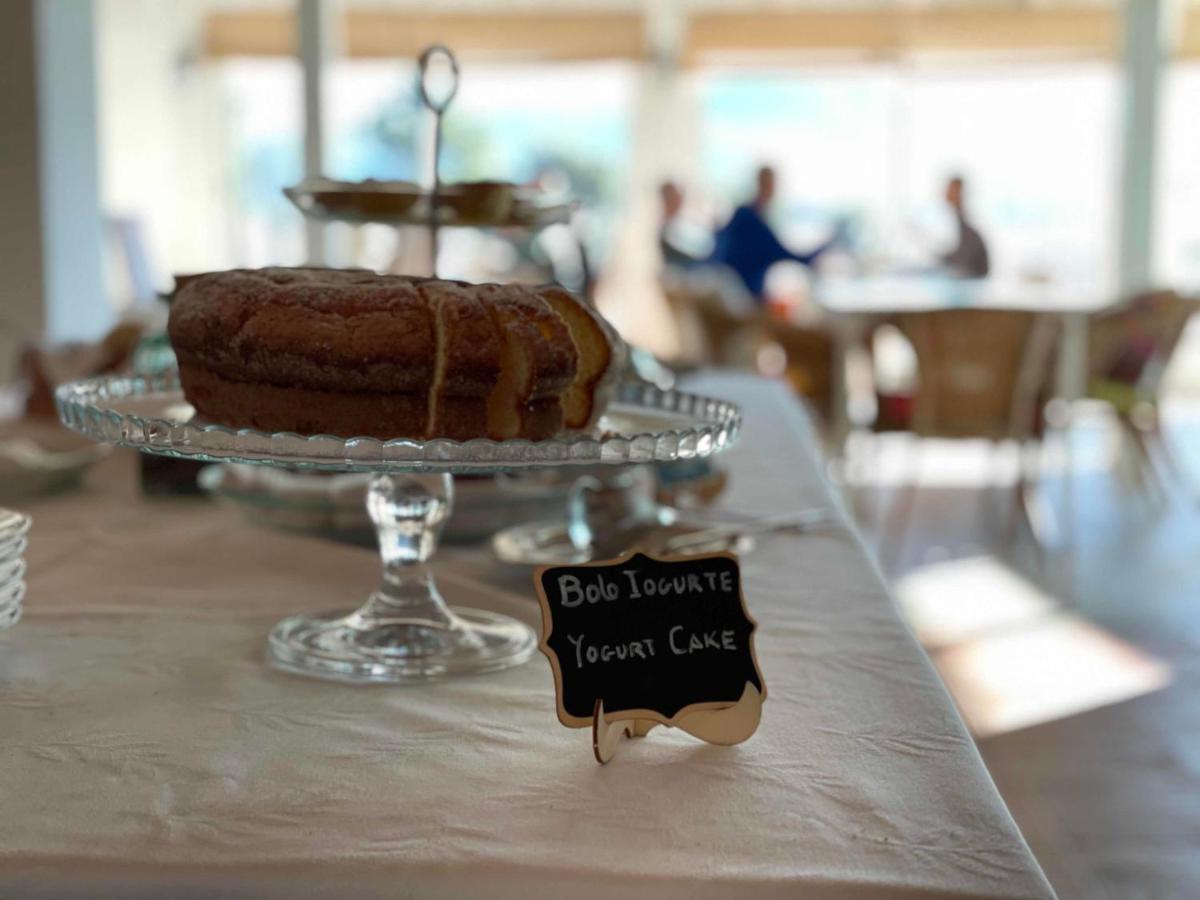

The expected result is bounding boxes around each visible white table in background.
[0,374,1054,899]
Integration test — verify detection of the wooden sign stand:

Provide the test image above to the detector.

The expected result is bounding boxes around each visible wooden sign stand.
[591,681,765,764]
[535,550,767,765]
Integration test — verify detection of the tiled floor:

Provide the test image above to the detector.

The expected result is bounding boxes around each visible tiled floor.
[847,408,1200,900]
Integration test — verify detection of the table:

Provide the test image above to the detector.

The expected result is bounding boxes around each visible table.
[0,374,1054,899]
[813,274,1112,446]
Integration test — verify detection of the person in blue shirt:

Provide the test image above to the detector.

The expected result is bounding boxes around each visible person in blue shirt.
[710,165,839,302]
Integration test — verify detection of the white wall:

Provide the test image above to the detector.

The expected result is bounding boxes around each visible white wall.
[96,0,230,290]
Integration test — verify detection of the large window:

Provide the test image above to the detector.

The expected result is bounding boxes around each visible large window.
[1159,63,1200,293]
[325,59,635,283]
[221,59,305,269]
[697,62,1118,288]
[215,58,636,283]
[698,68,893,259]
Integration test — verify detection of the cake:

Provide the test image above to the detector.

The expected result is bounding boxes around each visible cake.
[166,267,623,441]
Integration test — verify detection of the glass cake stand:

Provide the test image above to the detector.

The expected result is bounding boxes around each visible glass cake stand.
[56,372,742,684]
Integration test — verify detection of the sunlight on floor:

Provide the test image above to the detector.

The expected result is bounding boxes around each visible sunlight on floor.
[843,408,1124,490]
[896,556,1172,738]
[896,555,1056,650]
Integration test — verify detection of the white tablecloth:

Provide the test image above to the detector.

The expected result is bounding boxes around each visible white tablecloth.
[0,374,1053,899]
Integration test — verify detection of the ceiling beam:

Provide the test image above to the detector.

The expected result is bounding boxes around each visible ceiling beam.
[204,10,645,61]
[201,7,1200,64]
[1181,7,1200,58]
[687,7,1119,61]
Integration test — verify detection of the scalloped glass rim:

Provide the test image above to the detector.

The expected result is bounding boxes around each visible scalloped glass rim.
[55,373,742,473]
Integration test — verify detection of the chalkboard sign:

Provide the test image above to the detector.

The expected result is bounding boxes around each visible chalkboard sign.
[535,551,766,729]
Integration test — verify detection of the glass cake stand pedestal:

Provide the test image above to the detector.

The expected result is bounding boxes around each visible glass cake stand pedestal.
[56,373,742,684]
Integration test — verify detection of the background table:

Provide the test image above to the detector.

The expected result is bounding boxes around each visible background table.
[0,374,1054,899]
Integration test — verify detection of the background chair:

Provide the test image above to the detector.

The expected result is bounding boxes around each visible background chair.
[868,309,1060,564]
[896,309,1057,442]
[1087,289,1198,496]
[661,276,764,368]
[761,317,837,423]
[662,276,839,428]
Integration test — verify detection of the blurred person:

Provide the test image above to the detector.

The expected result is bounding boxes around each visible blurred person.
[710,165,839,303]
[939,175,990,279]
[658,181,708,269]
[656,179,754,318]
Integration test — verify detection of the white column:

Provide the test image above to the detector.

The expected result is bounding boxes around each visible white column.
[595,0,696,357]
[0,0,109,381]
[298,0,339,265]
[1117,0,1165,297]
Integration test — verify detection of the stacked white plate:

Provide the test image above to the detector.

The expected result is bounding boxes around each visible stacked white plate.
[0,509,30,629]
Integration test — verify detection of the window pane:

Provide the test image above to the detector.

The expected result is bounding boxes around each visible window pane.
[1159,63,1200,292]
[698,62,1117,287]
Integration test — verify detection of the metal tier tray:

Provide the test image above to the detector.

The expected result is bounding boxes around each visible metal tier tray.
[283,181,575,230]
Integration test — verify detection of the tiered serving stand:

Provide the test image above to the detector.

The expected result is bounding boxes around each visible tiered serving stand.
[56,45,740,684]
[56,373,740,683]
[283,45,577,276]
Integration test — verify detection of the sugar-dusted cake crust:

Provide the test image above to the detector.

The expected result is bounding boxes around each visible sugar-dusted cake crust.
[167,268,622,441]
[168,268,436,394]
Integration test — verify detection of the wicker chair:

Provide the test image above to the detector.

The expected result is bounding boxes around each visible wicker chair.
[869,309,1060,563]
[661,278,764,368]
[761,317,837,423]
[1087,289,1197,493]
[896,310,1058,442]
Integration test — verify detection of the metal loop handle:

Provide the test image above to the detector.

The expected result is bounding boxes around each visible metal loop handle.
[417,45,460,114]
